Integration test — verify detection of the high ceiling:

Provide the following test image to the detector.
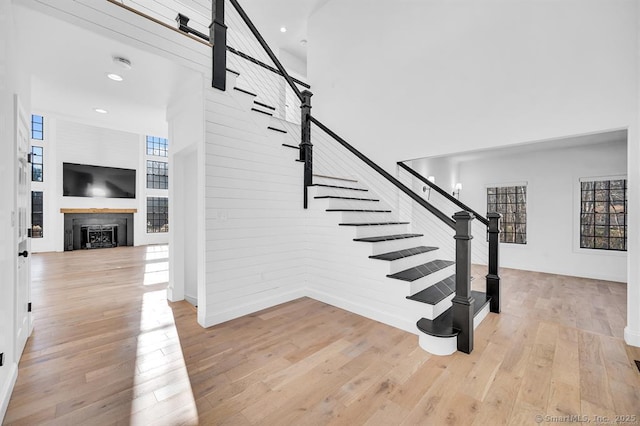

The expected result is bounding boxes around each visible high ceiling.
[14,0,324,134]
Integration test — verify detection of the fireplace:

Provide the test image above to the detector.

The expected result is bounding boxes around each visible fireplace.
[62,209,135,251]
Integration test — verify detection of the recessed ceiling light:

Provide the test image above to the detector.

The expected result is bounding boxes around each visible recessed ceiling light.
[94,108,108,114]
[107,73,123,81]
[300,39,308,46]
[280,27,287,33]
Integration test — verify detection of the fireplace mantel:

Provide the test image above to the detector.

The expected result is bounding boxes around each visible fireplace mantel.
[60,208,138,214]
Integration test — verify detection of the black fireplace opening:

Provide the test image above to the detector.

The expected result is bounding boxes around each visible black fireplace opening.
[81,224,117,249]
[63,213,133,251]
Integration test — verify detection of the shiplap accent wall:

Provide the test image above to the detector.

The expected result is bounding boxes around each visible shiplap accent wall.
[200,82,308,327]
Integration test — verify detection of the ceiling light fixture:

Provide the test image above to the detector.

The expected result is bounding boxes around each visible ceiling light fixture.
[94,108,108,114]
[107,73,123,82]
[280,27,287,33]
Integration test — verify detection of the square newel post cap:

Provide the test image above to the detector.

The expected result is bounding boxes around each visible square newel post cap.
[487,212,501,219]
[453,211,474,221]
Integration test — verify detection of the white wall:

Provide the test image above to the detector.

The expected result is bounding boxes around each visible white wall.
[29,116,169,253]
[200,76,308,328]
[413,139,628,282]
[308,0,637,171]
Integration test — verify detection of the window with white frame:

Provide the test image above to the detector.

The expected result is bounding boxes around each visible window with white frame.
[487,185,527,244]
[580,178,626,251]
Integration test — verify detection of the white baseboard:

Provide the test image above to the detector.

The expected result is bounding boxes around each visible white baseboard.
[0,362,18,423]
[184,294,197,306]
[624,326,640,347]
[201,288,306,328]
[305,287,417,336]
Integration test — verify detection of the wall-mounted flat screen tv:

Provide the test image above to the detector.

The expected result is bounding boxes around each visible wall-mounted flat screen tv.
[63,162,136,198]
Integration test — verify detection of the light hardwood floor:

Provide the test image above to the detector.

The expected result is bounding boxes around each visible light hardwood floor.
[4,245,640,425]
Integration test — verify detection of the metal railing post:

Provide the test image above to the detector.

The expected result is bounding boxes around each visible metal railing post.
[486,212,501,313]
[210,0,227,90]
[300,90,313,208]
[452,211,474,354]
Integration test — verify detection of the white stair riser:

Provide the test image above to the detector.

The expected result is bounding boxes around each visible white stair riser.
[417,302,492,356]
[360,236,425,256]
[322,198,384,210]
[336,211,398,224]
[350,223,409,239]
[313,176,360,187]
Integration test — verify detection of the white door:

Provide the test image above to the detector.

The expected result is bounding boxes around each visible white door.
[15,95,32,358]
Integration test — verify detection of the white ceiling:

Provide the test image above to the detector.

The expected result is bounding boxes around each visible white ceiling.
[14,0,323,135]
[15,4,197,137]
[238,0,329,64]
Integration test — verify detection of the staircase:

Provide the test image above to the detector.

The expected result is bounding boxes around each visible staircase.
[224,65,495,355]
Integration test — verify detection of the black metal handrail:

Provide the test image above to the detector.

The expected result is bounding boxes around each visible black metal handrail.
[310,116,456,230]
[398,162,489,227]
[227,0,303,102]
[176,14,311,90]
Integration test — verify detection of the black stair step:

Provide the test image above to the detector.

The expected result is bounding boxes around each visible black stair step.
[254,101,275,111]
[327,209,391,213]
[315,196,379,202]
[268,126,287,134]
[416,291,491,338]
[313,174,358,183]
[407,275,476,306]
[282,143,299,150]
[387,259,454,282]
[233,86,256,97]
[407,275,455,305]
[340,222,409,227]
[311,184,368,192]
[369,246,438,261]
[354,233,423,243]
[251,107,273,116]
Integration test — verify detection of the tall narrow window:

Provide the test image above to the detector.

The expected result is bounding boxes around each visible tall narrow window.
[147,197,168,233]
[146,136,168,157]
[147,160,168,189]
[487,185,527,244]
[32,191,43,238]
[31,146,43,182]
[580,179,626,251]
[31,115,44,140]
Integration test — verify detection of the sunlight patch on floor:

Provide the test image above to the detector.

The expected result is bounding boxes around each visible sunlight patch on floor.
[130,289,198,425]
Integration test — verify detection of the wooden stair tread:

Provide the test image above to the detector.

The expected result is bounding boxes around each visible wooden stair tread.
[354,233,423,243]
[387,259,454,282]
[369,246,438,261]
[233,86,256,97]
[407,275,455,305]
[416,291,491,338]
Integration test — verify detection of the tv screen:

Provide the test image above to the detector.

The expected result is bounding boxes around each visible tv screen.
[63,162,136,198]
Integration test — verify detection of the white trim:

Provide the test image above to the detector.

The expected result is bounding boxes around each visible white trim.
[484,181,528,189]
[305,287,418,336]
[578,174,627,182]
[201,288,306,328]
[624,326,640,347]
[0,362,18,423]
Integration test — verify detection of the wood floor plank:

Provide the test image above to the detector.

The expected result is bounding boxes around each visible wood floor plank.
[3,246,639,425]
